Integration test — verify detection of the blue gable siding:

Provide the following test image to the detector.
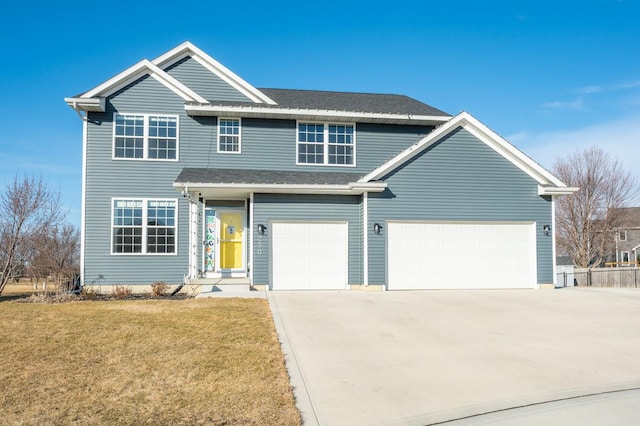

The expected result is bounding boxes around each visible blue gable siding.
[84,75,202,285]
[367,128,553,286]
[252,194,362,286]
[164,56,253,103]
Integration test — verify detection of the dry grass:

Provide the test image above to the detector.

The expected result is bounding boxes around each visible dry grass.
[0,297,301,425]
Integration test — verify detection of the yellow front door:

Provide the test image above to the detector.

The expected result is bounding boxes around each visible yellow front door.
[220,212,244,269]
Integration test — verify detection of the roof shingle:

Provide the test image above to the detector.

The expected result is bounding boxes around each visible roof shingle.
[175,168,366,185]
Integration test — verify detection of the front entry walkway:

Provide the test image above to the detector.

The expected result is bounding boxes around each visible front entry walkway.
[268,289,640,425]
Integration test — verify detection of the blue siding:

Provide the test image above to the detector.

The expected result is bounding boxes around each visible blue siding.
[252,194,362,286]
[367,128,553,286]
[84,76,201,285]
[164,56,253,103]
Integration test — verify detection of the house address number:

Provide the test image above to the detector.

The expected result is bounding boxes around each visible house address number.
[257,234,263,255]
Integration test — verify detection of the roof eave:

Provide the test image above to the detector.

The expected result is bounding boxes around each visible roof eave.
[183,103,451,126]
[538,185,580,196]
[173,181,387,196]
[64,97,106,112]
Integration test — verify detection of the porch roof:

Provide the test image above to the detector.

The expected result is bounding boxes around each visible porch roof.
[173,168,387,198]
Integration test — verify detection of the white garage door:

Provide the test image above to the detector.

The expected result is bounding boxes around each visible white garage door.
[272,222,348,290]
[388,222,536,290]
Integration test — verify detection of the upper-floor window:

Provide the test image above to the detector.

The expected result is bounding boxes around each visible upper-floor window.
[297,122,355,166]
[619,230,627,241]
[112,198,177,255]
[218,118,241,153]
[114,114,178,160]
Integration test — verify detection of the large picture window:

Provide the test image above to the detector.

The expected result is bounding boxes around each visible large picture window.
[114,114,178,160]
[112,199,177,254]
[297,122,354,165]
[218,118,241,153]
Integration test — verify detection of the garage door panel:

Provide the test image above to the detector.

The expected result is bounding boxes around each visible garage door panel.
[388,222,536,290]
[272,222,348,290]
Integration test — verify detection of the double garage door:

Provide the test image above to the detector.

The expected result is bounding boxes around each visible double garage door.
[270,221,537,290]
[388,222,537,289]
[271,222,348,290]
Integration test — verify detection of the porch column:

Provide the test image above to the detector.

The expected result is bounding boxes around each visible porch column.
[188,198,199,280]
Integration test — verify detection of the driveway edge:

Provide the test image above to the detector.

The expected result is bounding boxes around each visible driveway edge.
[268,292,321,426]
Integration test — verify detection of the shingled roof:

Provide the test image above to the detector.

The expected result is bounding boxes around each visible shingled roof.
[175,168,366,186]
[257,88,449,117]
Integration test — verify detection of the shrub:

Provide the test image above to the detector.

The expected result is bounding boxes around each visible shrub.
[111,285,132,300]
[81,286,100,300]
[150,282,169,297]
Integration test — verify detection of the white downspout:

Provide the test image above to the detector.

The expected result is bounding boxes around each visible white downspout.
[80,115,88,286]
[551,196,557,288]
[363,192,369,287]
[249,193,254,284]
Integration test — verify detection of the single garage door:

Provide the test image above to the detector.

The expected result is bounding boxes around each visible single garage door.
[271,222,348,290]
[387,221,536,290]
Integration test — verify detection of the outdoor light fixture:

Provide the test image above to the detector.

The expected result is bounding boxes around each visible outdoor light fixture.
[373,223,382,235]
[543,225,551,236]
[257,224,267,235]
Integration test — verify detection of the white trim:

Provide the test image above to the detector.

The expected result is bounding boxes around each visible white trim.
[363,192,369,286]
[360,111,575,193]
[110,197,178,256]
[249,193,254,285]
[217,117,242,154]
[112,113,180,162]
[551,198,557,287]
[80,117,88,285]
[296,121,356,167]
[538,185,580,196]
[172,181,386,196]
[151,41,276,105]
[82,59,208,104]
[64,97,105,112]
[185,102,450,126]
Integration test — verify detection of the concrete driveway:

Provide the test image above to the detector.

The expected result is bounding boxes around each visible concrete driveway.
[268,288,640,425]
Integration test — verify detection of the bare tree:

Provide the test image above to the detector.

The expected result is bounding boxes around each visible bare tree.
[0,175,65,295]
[553,146,638,268]
[31,224,80,286]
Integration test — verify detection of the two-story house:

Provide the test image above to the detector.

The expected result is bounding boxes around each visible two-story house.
[610,207,640,266]
[65,42,576,292]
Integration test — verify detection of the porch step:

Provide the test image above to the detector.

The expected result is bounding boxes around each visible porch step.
[193,278,252,297]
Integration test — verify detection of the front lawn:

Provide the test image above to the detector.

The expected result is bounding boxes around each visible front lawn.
[0,297,301,425]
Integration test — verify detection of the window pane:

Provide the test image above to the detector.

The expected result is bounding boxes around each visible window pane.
[114,114,145,158]
[219,119,240,153]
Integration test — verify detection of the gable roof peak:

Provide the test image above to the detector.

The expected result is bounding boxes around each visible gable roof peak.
[360,111,578,194]
[152,41,276,105]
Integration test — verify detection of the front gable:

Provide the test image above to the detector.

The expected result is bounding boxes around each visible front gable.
[65,42,276,113]
[377,127,545,216]
[361,111,578,196]
[164,56,254,103]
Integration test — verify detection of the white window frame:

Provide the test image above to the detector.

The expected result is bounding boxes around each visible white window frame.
[113,113,180,161]
[296,121,356,167]
[111,197,178,255]
[217,117,242,154]
[621,251,630,263]
[619,230,627,241]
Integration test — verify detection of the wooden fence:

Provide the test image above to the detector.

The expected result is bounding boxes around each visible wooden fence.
[558,268,640,288]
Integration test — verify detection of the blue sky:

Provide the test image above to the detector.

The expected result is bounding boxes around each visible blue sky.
[2,0,639,227]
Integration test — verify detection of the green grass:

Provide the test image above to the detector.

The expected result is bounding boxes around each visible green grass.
[0,297,301,425]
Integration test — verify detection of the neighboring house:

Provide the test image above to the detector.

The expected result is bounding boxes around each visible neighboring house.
[609,207,640,266]
[65,42,576,292]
